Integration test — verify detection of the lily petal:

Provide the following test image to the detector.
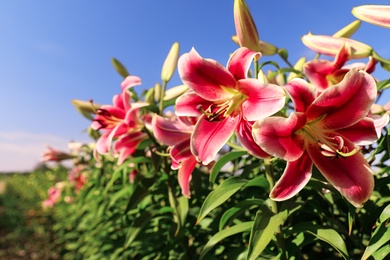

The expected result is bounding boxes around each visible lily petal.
[227,47,261,80]
[336,117,379,146]
[178,48,237,101]
[170,139,194,169]
[152,115,192,146]
[191,114,240,165]
[307,69,377,129]
[236,120,270,159]
[239,79,286,121]
[114,132,147,165]
[175,91,213,117]
[252,112,306,161]
[178,156,198,198]
[306,137,374,208]
[284,78,316,113]
[270,153,313,201]
[121,75,142,91]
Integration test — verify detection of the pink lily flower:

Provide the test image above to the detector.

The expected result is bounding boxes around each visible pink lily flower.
[41,146,74,162]
[42,183,64,208]
[305,43,377,94]
[152,114,198,198]
[176,47,286,165]
[252,69,378,207]
[91,76,148,157]
[68,165,87,193]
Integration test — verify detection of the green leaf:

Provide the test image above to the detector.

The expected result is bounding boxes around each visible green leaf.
[377,78,390,91]
[244,176,270,190]
[124,208,156,248]
[199,221,253,260]
[108,186,131,208]
[370,244,390,260]
[209,151,247,183]
[197,176,248,224]
[111,57,129,78]
[362,220,390,260]
[379,204,390,223]
[125,177,155,213]
[247,205,288,260]
[219,198,264,230]
[289,222,349,259]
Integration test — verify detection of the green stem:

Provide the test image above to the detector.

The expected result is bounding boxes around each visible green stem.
[264,159,287,260]
[254,59,259,79]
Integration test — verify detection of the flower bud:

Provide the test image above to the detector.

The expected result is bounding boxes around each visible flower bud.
[163,84,189,101]
[111,57,129,78]
[352,5,390,29]
[301,33,372,59]
[71,99,101,121]
[233,0,261,53]
[287,57,306,82]
[232,36,278,56]
[154,82,161,102]
[333,20,361,38]
[161,42,180,82]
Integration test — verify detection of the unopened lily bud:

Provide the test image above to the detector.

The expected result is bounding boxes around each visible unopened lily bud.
[259,40,278,56]
[161,42,180,82]
[71,99,101,121]
[287,57,306,82]
[111,57,130,78]
[232,36,277,56]
[302,33,372,59]
[154,83,161,102]
[233,0,261,53]
[333,20,362,38]
[278,48,288,61]
[352,5,390,29]
[163,84,189,101]
[257,69,268,84]
[145,87,155,105]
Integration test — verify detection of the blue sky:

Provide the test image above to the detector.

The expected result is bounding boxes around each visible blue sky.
[1,0,390,172]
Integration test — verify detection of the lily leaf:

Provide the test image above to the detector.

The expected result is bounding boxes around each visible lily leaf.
[247,205,288,260]
[209,151,247,183]
[197,176,248,224]
[199,221,253,260]
[219,198,264,230]
[362,221,390,260]
[289,222,349,259]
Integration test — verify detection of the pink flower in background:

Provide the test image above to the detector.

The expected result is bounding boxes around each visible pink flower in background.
[176,47,286,165]
[68,165,87,193]
[253,69,378,207]
[41,146,74,162]
[152,114,197,198]
[42,183,64,209]
[305,43,377,94]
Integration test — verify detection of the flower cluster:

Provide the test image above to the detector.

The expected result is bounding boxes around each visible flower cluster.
[44,2,390,211]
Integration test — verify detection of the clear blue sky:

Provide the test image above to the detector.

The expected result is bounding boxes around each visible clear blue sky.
[1,0,389,172]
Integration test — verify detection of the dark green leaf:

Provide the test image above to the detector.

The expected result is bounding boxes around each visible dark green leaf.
[219,198,264,230]
[199,221,253,260]
[362,220,390,260]
[289,222,349,259]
